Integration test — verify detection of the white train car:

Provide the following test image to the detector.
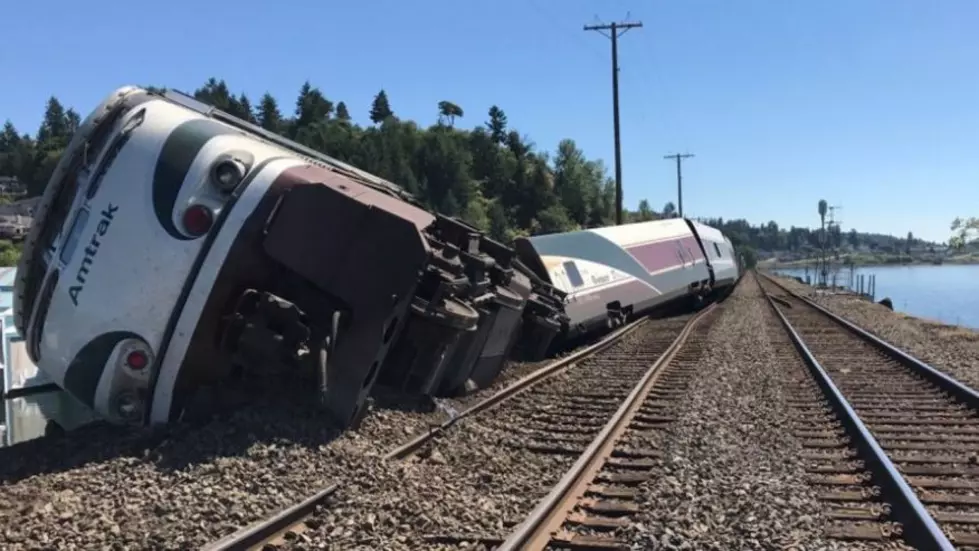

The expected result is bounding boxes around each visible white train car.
[514,218,715,339]
[13,86,457,430]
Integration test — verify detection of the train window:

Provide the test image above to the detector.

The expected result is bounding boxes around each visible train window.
[563,261,585,288]
[59,208,90,266]
[713,243,722,257]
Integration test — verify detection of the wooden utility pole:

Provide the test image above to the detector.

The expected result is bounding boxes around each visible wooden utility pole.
[584,19,643,225]
[663,153,694,218]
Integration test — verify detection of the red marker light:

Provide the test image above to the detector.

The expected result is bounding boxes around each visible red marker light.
[126,350,148,370]
[182,205,214,237]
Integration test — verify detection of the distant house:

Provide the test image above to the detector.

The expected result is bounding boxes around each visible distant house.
[0,216,30,240]
[0,197,39,239]
[0,177,26,197]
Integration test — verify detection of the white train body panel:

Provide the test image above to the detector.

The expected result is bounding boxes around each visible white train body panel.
[687,220,739,287]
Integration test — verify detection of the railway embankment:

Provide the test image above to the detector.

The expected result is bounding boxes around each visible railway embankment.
[768,273,979,392]
[622,274,906,551]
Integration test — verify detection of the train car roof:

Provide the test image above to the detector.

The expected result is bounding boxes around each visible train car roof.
[587,218,692,247]
[687,219,726,242]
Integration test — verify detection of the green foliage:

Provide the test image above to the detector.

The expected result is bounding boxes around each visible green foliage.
[486,106,508,144]
[0,240,22,266]
[739,245,758,269]
[949,217,979,250]
[3,78,922,262]
[695,217,935,261]
[369,89,394,124]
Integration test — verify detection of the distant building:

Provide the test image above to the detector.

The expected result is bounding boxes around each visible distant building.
[0,177,27,196]
[0,217,29,240]
[0,196,39,217]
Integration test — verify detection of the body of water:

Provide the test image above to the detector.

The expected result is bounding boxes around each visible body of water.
[772,264,979,329]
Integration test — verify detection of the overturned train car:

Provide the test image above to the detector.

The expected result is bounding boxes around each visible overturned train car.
[514,217,741,345]
[13,86,568,431]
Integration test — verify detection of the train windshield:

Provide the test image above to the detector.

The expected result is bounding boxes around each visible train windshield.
[20,168,82,319]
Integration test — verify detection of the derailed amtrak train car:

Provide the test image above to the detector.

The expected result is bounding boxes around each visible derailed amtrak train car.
[514,217,740,345]
[14,86,566,431]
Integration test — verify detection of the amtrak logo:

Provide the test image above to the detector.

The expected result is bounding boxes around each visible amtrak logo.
[69,204,118,306]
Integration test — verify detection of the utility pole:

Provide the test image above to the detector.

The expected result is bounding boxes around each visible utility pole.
[584,19,643,225]
[663,153,694,218]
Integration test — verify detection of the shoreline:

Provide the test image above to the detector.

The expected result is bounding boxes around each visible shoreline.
[765,273,979,334]
[758,256,979,269]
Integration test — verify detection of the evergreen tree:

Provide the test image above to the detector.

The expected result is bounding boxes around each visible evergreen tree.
[257,93,285,133]
[336,101,351,122]
[486,106,507,144]
[369,90,393,124]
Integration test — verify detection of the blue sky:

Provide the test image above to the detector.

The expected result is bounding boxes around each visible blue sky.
[2,0,976,243]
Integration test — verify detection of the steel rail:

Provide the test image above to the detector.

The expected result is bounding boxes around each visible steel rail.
[496,302,718,551]
[199,484,339,551]
[383,316,649,460]
[760,272,979,411]
[201,316,651,551]
[757,272,956,551]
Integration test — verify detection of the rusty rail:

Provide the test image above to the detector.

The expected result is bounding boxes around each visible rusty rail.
[496,302,718,551]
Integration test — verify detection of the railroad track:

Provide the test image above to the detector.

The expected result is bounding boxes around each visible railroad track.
[202,303,722,551]
[496,304,716,550]
[758,272,979,551]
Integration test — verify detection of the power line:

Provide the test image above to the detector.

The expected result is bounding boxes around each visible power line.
[663,153,694,218]
[584,19,643,225]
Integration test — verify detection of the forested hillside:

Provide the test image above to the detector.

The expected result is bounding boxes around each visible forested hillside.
[0,78,932,268]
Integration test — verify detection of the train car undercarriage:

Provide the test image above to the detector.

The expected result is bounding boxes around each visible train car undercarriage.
[213,180,568,430]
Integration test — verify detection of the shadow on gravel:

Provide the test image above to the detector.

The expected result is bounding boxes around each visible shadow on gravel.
[0,375,354,484]
[0,371,456,485]
[368,387,437,414]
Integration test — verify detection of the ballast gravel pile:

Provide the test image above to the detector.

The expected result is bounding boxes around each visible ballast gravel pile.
[771,274,979,389]
[621,278,912,551]
[0,352,565,550]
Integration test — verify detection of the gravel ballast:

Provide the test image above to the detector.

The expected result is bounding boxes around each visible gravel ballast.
[622,277,912,551]
[276,321,684,550]
[769,274,979,390]
[0,346,582,550]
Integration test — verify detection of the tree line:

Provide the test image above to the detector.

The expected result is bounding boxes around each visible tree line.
[0,78,932,268]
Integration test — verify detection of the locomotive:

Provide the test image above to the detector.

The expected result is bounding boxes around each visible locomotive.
[14,85,740,432]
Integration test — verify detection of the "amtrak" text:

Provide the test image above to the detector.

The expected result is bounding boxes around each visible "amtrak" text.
[68,204,118,306]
